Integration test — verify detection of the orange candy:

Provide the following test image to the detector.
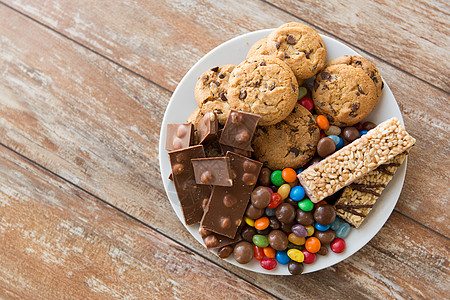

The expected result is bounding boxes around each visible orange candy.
[263,246,276,259]
[254,217,270,230]
[316,115,330,130]
[305,237,321,253]
[281,168,298,183]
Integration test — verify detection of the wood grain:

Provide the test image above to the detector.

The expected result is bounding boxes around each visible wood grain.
[0,145,274,299]
[3,0,449,92]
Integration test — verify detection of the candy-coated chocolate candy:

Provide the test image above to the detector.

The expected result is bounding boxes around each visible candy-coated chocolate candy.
[233,241,254,264]
[276,250,291,265]
[265,207,276,217]
[217,245,234,259]
[253,245,265,260]
[260,258,277,270]
[325,125,341,136]
[245,204,264,219]
[287,248,304,262]
[288,233,305,245]
[343,127,360,142]
[330,238,346,253]
[290,186,305,201]
[256,228,271,235]
[316,245,328,256]
[354,122,363,131]
[314,204,336,225]
[299,97,314,111]
[268,230,288,251]
[314,222,331,231]
[288,261,304,274]
[314,229,336,244]
[254,217,270,230]
[253,234,269,248]
[298,87,308,100]
[330,217,343,231]
[336,222,351,239]
[241,225,256,242]
[263,247,276,259]
[296,209,315,226]
[360,130,368,135]
[275,203,296,224]
[269,216,281,230]
[281,168,298,183]
[270,170,285,186]
[251,186,272,208]
[302,249,316,264]
[258,167,272,186]
[305,225,314,236]
[316,115,330,130]
[305,237,321,253]
[265,187,274,194]
[244,216,255,227]
[317,137,336,157]
[277,183,291,200]
[291,224,308,238]
[298,199,314,211]
[362,121,376,131]
[328,135,344,150]
[268,193,282,209]
[295,168,303,174]
[284,197,298,206]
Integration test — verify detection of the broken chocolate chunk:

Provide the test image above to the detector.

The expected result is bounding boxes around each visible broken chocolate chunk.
[286,35,296,45]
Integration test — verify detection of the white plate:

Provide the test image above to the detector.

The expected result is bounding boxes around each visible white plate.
[158,29,406,275]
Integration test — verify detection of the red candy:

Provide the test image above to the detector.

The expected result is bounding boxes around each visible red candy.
[298,97,314,111]
[254,245,265,260]
[268,193,282,209]
[260,258,277,270]
[302,249,316,264]
[330,238,346,253]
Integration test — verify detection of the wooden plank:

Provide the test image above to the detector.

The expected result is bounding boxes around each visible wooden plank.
[3,0,449,92]
[0,145,275,299]
[0,3,448,237]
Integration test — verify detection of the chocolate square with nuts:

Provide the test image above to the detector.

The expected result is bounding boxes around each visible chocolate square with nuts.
[219,110,261,151]
[192,157,233,187]
[166,123,194,151]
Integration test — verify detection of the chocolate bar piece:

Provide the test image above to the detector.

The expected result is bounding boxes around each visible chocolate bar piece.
[197,112,219,144]
[219,110,260,151]
[168,145,211,225]
[166,123,194,151]
[220,144,251,158]
[200,152,262,238]
[298,117,416,203]
[334,151,408,228]
[192,157,233,186]
[199,226,242,250]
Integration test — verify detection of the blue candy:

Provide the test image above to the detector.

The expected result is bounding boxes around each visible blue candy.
[330,218,343,231]
[314,222,331,231]
[265,207,276,217]
[276,250,291,265]
[360,130,368,135]
[327,135,344,150]
[336,222,351,239]
[290,186,305,201]
[295,168,304,175]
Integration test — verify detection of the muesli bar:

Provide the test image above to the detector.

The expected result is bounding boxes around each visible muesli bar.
[298,117,415,203]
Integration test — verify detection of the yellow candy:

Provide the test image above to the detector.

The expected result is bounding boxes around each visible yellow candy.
[277,183,291,200]
[305,225,314,236]
[244,217,255,227]
[287,249,304,263]
[288,233,305,245]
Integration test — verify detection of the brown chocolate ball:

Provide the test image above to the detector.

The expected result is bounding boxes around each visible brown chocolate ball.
[288,261,304,275]
[314,229,336,244]
[269,216,281,230]
[251,186,271,209]
[314,204,336,225]
[204,235,219,248]
[284,197,298,207]
[217,245,234,259]
[343,127,360,142]
[280,222,293,234]
[256,228,271,235]
[296,209,315,226]
[240,225,256,243]
[275,203,296,224]
[317,137,336,157]
[268,230,288,251]
[258,167,272,186]
[245,203,264,219]
[316,245,329,256]
[362,121,377,131]
[233,242,254,264]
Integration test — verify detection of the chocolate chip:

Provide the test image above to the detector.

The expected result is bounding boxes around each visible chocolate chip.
[313,81,319,91]
[275,41,281,49]
[284,52,290,59]
[381,81,384,89]
[210,66,219,72]
[292,108,297,114]
[214,109,223,115]
[357,85,365,94]
[289,147,299,157]
[313,64,318,71]
[321,84,329,90]
[355,60,362,66]
[303,50,311,59]
[350,103,360,117]
[321,72,331,80]
[260,61,266,66]
[219,92,227,101]
[286,35,296,45]
[269,83,275,91]
[292,84,296,92]
[259,126,268,134]
[355,91,360,96]
[319,41,323,48]
[219,73,225,79]
[212,80,220,86]
[239,90,247,100]
[325,114,335,123]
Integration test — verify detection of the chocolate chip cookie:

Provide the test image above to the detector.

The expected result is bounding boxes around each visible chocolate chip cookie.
[325,55,383,99]
[252,103,319,170]
[247,37,270,59]
[227,55,298,126]
[312,64,379,126]
[266,22,327,80]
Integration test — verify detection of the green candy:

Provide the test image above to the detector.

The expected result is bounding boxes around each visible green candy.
[252,234,269,248]
[270,170,285,186]
[297,87,308,100]
[287,242,305,251]
[298,199,314,212]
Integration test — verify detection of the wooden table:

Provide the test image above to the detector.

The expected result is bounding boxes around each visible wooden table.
[0,1,448,298]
